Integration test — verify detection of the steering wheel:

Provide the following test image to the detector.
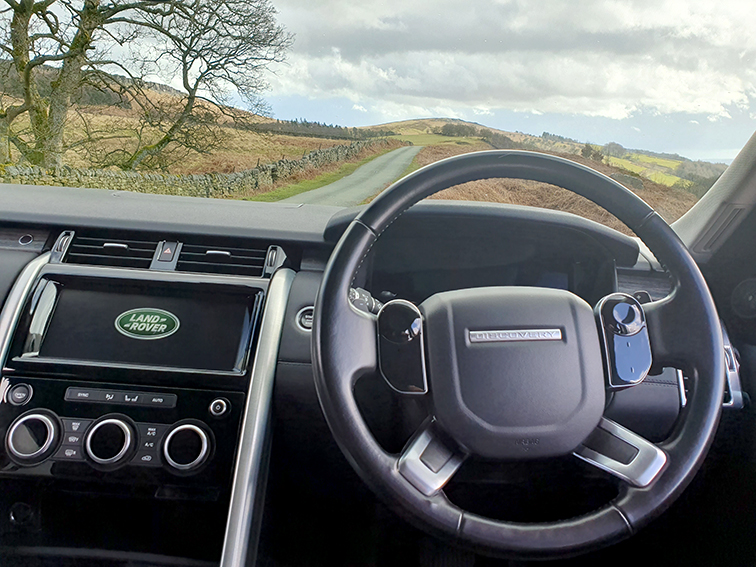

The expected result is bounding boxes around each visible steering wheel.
[311,150,725,558]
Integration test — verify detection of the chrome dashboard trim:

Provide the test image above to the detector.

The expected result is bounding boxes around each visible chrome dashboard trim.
[0,252,51,369]
[84,419,133,465]
[220,268,295,567]
[163,424,210,471]
[7,413,56,460]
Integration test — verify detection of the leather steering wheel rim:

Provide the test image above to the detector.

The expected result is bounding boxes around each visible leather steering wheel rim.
[312,150,725,558]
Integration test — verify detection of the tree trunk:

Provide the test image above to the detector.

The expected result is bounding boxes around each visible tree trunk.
[39,1,102,168]
[0,118,10,164]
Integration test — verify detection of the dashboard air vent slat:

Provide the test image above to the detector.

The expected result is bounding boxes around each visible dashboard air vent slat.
[65,234,158,269]
[177,244,268,277]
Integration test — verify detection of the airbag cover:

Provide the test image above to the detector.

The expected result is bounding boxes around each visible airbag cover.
[420,287,605,459]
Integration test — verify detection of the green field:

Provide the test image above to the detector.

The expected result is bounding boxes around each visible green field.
[389,133,481,146]
[605,156,647,175]
[645,170,689,187]
[630,153,681,170]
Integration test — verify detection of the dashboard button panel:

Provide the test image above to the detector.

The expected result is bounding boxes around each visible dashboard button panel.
[1,377,244,492]
[64,387,177,408]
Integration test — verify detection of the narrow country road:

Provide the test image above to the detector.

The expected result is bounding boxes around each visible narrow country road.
[280,145,423,206]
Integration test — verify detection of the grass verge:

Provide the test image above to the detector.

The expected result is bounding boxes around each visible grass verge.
[245,145,399,202]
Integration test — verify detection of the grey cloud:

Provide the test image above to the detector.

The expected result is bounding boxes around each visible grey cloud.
[268,0,756,120]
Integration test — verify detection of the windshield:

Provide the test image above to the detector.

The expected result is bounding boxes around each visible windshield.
[1,0,752,230]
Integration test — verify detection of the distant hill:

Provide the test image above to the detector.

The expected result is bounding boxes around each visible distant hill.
[363,117,727,197]
[0,60,185,108]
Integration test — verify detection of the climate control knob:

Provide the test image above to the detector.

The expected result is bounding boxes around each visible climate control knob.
[85,418,134,466]
[163,424,211,472]
[6,412,60,465]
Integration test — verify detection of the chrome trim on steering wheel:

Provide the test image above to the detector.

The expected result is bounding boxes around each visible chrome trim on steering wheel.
[573,417,667,488]
[398,421,466,496]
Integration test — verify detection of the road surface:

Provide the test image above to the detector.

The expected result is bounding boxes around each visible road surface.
[280,145,423,206]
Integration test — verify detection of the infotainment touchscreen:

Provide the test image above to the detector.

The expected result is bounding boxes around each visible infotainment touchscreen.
[28,279,260,373]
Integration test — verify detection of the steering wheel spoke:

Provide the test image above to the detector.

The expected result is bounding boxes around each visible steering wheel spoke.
[398,419,467,497]
[573,417,667,488]
[644,291,717,377]
[377,299,428,395]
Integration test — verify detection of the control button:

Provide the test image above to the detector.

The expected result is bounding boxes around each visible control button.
[52,446,85,461]
[137,423,168,441]
[65,388,105,402]
[63,432,83,445]
[296,306,314,331]
[611,302,643,336]
[158,242,178,262]
[63,418,92,433]
[146,394,177,407]
[164,424,210,472]
[102,391,120,403]
[6,413,59,464]
[64,387,177,408]
[209,398,230,418]
[8,384,32,406]
[132,451,161,467]
[85,419,134,466]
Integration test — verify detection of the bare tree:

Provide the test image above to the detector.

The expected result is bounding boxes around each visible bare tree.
[109,0,291,169]
[0,0,291,168]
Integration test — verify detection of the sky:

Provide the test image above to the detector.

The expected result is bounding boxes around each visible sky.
[260,0,756,162]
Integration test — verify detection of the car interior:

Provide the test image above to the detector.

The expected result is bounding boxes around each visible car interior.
[0,133,755,567]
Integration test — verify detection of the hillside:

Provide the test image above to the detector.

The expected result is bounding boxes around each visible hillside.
[363,118,727,198]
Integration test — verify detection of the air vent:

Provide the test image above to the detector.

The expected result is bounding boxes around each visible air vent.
[177,243,269,277]
[65,234,158,269]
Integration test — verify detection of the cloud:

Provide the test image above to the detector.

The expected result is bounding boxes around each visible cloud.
[268,0,756,122]
[352,104,368,112]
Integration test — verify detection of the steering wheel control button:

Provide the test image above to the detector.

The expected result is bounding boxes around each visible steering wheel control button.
[163,424,211,472]
[596,293,653,389]
[85,418,134,466]
[349,287,383,314]
[8,384,32,406]
[611,302,643,335]
[6,413,60,465]
[209,398,230,418]
[295,306,314,331]
[377,300,428,394]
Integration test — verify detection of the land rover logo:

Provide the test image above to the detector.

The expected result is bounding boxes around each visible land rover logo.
[115,308,180,340]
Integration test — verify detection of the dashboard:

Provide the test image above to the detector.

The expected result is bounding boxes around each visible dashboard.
[0,183,747,566]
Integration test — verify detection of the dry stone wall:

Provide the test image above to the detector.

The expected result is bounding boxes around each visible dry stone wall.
[0,139,389,198]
